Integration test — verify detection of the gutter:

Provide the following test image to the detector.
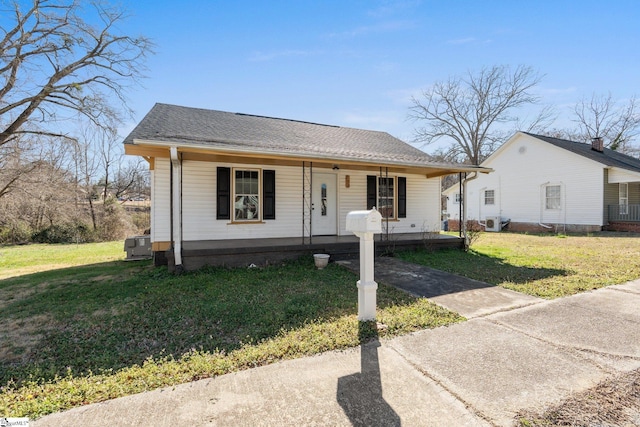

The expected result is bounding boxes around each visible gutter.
[477,186,487,229]
[131,138,492,175]
[539,182,553,229]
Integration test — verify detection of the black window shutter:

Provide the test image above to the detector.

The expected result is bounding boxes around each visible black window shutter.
[366,175,377,209]
[398,176,407,218]
[216,167,231,220]
[263,170,276,220]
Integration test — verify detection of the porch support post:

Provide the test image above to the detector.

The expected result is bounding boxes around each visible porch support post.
[170,147,183,269]
[355,231,378,321]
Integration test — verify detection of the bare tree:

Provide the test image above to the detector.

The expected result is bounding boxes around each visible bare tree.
[112,158,148,200]
[409,65,547,165]
[74,134,101,231]
[572,93,640,152]
[0,0,152,149]
[0,135,38,198]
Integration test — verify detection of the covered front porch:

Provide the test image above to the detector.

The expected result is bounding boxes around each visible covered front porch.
[605,175,640,232]
[162,233,464,271]
[607,204,640,232]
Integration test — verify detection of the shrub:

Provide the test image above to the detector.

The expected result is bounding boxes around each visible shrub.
[130,211,150,234]
[0,221,33,244]
[99,197,135,241]
[31,222,98,244]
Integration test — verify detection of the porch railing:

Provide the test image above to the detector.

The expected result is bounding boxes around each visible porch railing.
[608,204,640,222]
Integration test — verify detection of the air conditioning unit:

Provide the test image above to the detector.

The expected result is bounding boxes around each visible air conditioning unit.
[124,235,152,260]
[485,216,502,232]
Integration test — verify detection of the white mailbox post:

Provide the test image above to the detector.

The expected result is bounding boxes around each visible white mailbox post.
[346,208,383,321]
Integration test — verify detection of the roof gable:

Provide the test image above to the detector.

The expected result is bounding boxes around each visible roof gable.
[522,132,640,173]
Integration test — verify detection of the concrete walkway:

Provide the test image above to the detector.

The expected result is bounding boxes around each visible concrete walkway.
[337,257,543,318]
[33,262,640,427]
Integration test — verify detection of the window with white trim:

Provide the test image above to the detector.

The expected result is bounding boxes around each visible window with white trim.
[545,185,561,210]
[378,177,395,218]
[234,169,260,221]
[619,183,629,215]
[454,193,461,204]
[484,189,495,205]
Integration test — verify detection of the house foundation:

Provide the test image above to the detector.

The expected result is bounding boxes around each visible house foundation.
[160,234,464,272]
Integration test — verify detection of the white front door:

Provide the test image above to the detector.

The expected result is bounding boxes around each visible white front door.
[312,173,337,235]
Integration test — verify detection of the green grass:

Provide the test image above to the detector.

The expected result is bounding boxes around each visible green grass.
[399,231,640,298]
[3,231,639,419]
[0,241,124,280]
[0,245,462,419]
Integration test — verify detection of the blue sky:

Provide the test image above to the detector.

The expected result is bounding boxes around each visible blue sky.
[120,0,640,151]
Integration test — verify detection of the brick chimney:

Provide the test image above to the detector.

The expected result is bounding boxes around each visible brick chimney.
[591,137,604,152]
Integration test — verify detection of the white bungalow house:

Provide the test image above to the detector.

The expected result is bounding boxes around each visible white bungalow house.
[444,131,640,233]
[124,103,489,270]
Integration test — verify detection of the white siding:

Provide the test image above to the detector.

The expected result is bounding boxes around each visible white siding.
[338,171,441,234]
[182,161,304,240]
[338,171,366,234]
[154,160,444,241]
[151,158,171,242]
[444,187,462,221]
[608,167,640,184]
[463,134,606,226]
[406,174,441,232]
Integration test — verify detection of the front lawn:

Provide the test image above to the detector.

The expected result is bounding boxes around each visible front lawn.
[398,231,640,298]
[0,244,461,419]
[2,232,638,419]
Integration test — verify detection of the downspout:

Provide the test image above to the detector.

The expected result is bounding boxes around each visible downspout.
[462,172,479,249]
[170,147,183,270]
[539,182,553,230]
[498,175,502,219]
[477,187,487,229]
[562,181,566,234]
[458,173,463,238]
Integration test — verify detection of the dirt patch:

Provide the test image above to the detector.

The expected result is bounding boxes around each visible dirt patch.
[92,304,128,317]
[516,368,640,426]
[0,314,53,364]
[90,274,114,282]
[0,281,51,310]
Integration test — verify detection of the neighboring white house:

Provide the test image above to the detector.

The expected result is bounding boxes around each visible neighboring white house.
[124,103,489,270]
[444,132,640,233]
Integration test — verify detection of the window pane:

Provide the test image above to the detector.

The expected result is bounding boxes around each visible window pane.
[620,183,628,199]
[484,190,495,205]
[377,177,395,218]
[321,183,327,216]
[234,169,260,220]
[545,185,561,209]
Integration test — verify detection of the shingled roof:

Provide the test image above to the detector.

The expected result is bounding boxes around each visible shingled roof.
[124,103,487,172]
[524,132,640,173]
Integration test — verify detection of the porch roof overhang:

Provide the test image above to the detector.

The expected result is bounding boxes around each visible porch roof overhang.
[607,166,640,184]
[126,138,492,178]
